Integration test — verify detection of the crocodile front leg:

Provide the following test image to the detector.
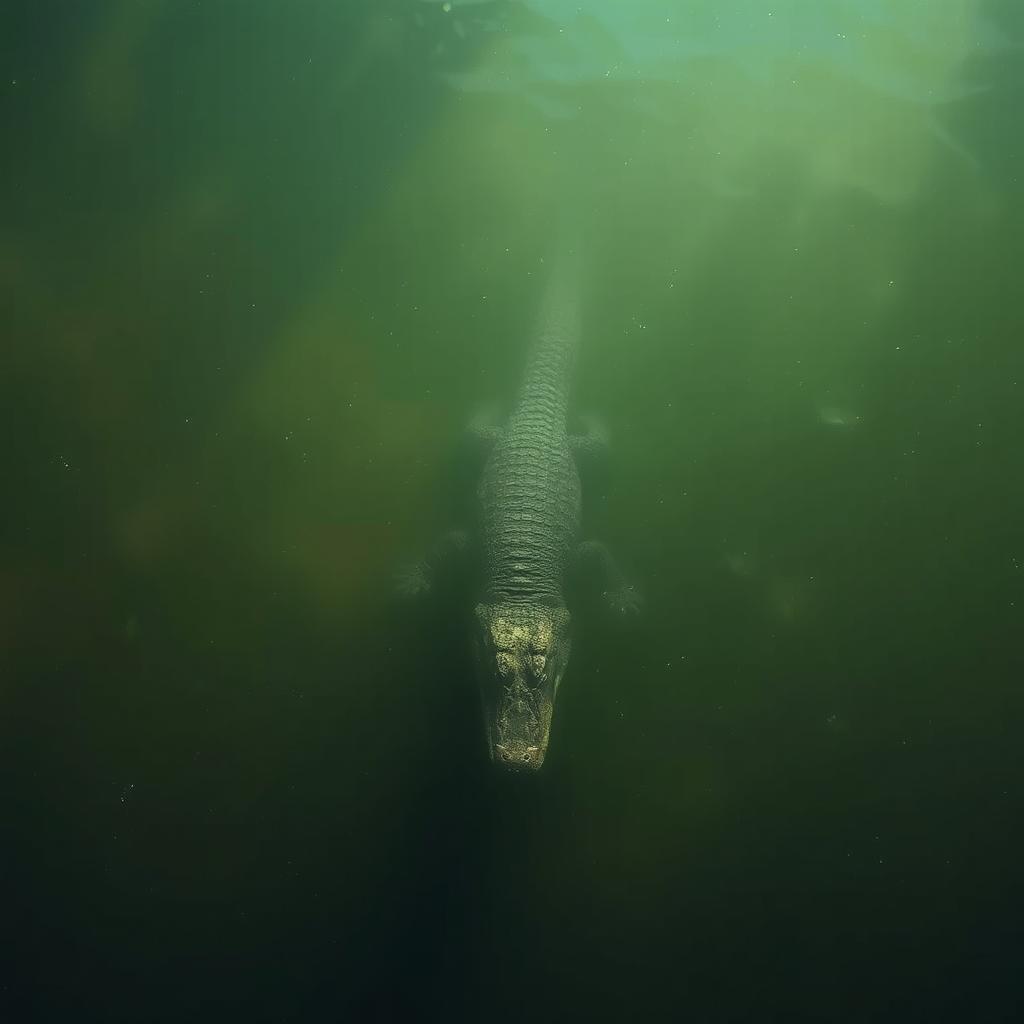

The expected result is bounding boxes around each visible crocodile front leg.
[574,539,641,615]
[397,528,471,598]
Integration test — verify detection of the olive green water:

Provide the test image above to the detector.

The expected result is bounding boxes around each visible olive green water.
[3,2,1023,1020]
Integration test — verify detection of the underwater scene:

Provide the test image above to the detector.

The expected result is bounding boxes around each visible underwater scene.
[3,1,1023,1020]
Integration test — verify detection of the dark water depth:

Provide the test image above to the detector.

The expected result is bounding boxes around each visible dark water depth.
[2,2,1023,1020]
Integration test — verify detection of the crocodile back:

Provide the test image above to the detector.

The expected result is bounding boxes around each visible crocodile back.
[478,248,583,602]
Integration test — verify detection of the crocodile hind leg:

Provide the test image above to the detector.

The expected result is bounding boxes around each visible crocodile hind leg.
[467,403,505,452]
[570,414,609,461]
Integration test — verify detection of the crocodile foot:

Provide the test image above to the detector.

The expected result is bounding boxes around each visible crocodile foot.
[395,564,430,598]
[604,584,642,617]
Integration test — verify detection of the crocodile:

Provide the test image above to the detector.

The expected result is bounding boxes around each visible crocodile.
[401,244,638,771]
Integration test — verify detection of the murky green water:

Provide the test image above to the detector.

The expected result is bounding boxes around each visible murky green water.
[3,2,1023,1020]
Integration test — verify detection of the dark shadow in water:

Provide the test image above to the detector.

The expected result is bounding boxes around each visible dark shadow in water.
[3,2,1024,1022]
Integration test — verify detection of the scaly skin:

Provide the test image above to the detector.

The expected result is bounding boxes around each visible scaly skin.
[478,257,581,606]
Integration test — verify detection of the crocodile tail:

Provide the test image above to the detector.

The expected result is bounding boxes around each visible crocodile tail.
[535,208,587,351]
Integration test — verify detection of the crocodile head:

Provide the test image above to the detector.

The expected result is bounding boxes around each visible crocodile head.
[472,601,572,772]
